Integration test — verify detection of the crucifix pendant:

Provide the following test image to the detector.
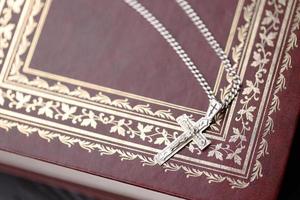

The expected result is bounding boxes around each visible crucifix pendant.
[154,99,223,165]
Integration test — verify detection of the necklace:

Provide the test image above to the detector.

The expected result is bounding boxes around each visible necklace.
[124,0,241,165]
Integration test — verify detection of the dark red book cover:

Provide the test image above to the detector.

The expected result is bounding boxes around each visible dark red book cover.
[0,0,299,199]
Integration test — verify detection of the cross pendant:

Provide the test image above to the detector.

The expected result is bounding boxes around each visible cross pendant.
[154,99,223,165]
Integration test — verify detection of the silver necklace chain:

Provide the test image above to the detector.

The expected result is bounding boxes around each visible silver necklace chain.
[124,0,241,108]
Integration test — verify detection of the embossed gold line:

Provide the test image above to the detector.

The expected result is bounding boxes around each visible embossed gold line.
[0,0,276,180]
[0,114,158,156]
[21,0,208,130]
[1,1,238,143]
[210,0,247,141]
[0,107,160,152]
[18,0,246,138]
[1,81,224,141]
[23,0,51,74]
[213,0,245,93]
[7,79,224,139]
[0,0,33,82]
[0,82,178,131]
[24,68,203,114]
[2,0,260,174]
[239,1,265,81]
[244,0,297,177]
[0,111,247,177]
[221,0,265,144]
[215,0,265,141]
[235,0,269,173]
[22,1,244,115]
[1,0,296,184]
[1,0,258,173]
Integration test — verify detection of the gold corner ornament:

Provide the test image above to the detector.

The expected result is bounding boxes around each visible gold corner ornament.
[155,99,223,165]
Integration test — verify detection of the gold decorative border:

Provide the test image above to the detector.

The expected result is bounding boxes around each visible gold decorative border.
[6,0,243,125]
[0,89,180,145]
[0,0,266,180]
[2,0,258,165]
[0,0,298,189]
[0,0,24,65]
[0,116,249,189]
[250,0,300,182]
[5,0,182,122]
[2,0,253,143]
[208,0,286,165]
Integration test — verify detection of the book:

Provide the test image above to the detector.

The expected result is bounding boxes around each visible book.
[0,0,299,199]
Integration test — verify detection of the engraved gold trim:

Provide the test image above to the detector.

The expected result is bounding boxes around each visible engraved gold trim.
[0,0,25,65]
[0,0,264,177]
[250,0,300,182]
[0,0,298,189]
[0,114,250,188]
[209,0,288,167]
[3,0,252,142]
[1,0,260,165]
[13,0,244,119]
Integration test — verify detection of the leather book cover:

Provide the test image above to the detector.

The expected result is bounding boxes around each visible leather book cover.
[0,0,299,199]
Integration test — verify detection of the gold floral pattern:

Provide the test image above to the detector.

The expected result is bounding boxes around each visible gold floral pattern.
[0,117,249,189]
[208,0,286,168]
[0,88,210,155]
[0,0,24,65]
[0,118,157,164]
[6,0,176,121]
[220,0,256,101]
[0,89,181,143]
[8,76,177,120]
[250,0,300,182]
[0,0,256,188]
[0,0,299,189]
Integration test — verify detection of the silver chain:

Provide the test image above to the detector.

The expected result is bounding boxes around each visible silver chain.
[124,0,241,107]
